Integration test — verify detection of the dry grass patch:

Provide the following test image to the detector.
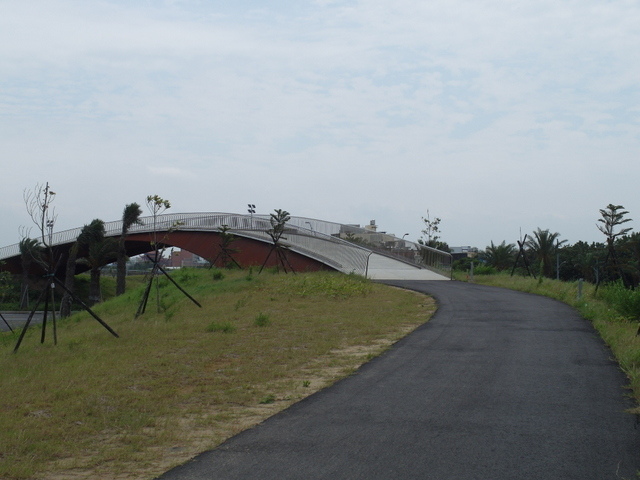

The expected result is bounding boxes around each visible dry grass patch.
[0,270,434,479]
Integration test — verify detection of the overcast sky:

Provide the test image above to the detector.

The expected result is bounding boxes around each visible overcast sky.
[2,0,639,250]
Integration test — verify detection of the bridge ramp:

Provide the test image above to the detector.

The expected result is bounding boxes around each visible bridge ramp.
[366,253,449,280]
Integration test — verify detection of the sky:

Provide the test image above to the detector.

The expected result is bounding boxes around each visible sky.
[1,0,639,250]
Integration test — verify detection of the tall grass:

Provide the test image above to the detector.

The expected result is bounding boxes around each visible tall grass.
[0,270,435,479]
[466,272,640,411]
[599,280,640,320]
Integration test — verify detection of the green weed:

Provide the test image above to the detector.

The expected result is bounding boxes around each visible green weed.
[289,272,372,298]
[600,281,640,320]
[234,297,249,311]
[259,394,276,404]
[205,321,236,333]
[212,270,225,281]
[254,312,270,327]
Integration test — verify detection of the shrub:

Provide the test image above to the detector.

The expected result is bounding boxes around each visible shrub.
[259,394,276,404]
[205,321,236,333]
[173,268,197,284]
[212,270,225,281]
[600,281,640,320]
[473,264,497,275]
[254,312,270,327]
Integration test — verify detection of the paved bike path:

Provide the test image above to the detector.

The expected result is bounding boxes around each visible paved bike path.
[157,281,640,479]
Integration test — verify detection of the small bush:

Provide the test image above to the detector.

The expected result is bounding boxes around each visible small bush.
[254,312,270,327]
[234,297,248,311]
[601,281,640,320]
[205,321,236,333]
[473,264,497,275]
[212,270,225,281]
[174,269,197,284]
[259,394,276,404]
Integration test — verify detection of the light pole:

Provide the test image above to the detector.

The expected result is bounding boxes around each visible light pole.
[556,239,562,281]
[46,220,55,246]
[247,204,256,229]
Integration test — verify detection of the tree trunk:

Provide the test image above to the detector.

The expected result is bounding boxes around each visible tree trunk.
[60,247,77,317]
[20,260,30,309]
[89,268,101,305]
[19,283,29,309]
[116,247,127,296]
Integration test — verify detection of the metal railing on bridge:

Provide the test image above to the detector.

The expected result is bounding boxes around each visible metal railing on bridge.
[0,213,452,278]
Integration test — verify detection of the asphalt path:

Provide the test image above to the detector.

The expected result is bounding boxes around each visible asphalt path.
[156,281,640,479]
[0,311,44,332]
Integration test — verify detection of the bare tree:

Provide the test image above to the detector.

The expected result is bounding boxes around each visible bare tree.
[136,195,171,316]
[146,195,171,258]
[15,184,119,351]
[23,182,57,269]
[20,182,56,312]
[135,195,200,317]
[421,210,441,247]
[16,183,59,348]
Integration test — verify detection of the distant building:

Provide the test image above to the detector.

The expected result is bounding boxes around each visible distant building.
[167,249,207,268]
[450,246,478,261]
[338,220,408,250]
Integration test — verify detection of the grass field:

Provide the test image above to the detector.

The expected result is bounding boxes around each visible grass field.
[0,269,435,479]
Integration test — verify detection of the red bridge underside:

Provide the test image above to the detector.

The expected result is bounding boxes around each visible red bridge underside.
[3,230,334,277]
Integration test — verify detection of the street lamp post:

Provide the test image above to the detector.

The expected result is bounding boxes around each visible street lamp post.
[247,204,256,229]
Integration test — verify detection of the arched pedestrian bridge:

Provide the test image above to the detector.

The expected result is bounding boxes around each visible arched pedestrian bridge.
[0,213,451,281]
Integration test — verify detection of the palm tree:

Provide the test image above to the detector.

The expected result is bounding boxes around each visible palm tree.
[19,237,42,309]
[60,220,105,315]
[116,203,143,295]
[526,228,566,278]
[76,220,118,305]
[481,241,516,271]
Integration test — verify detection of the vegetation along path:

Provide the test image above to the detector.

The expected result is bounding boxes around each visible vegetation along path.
[158,280,640,480]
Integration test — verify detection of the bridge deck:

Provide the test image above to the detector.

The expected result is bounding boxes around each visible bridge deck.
[0,213,452,280]
[366,253,449,280]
